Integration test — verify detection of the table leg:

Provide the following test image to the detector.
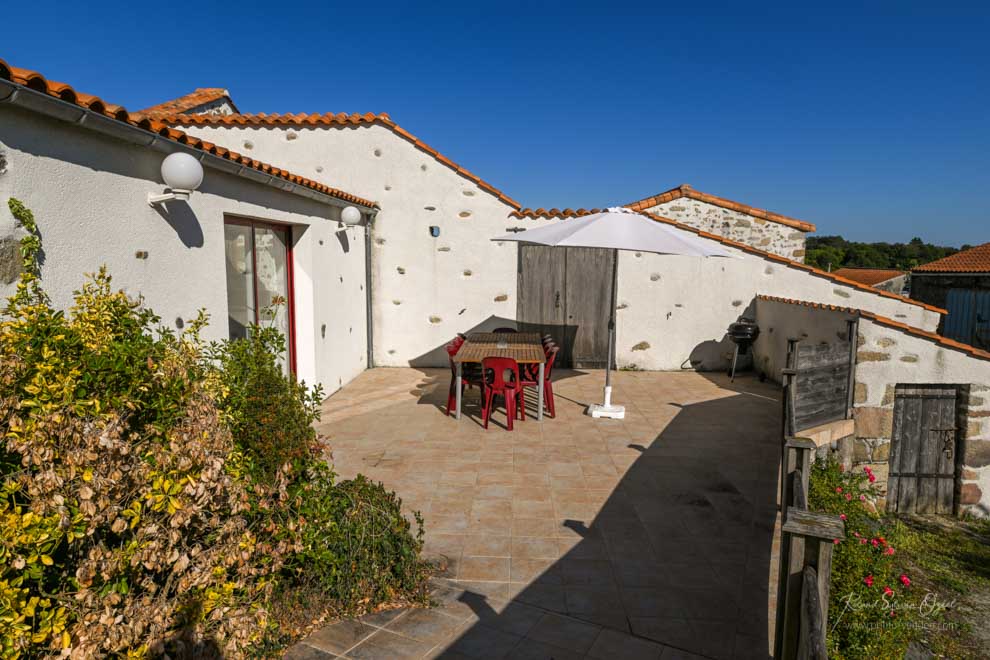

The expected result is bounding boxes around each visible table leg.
[455,362,463,421]
[537,362,545,422]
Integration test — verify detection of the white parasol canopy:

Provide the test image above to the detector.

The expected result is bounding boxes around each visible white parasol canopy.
[491,207,736,419]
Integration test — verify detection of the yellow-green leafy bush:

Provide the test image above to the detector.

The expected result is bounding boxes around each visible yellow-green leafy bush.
[0,199,427,658]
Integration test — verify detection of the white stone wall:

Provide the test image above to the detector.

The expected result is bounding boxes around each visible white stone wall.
[0,105,367,396]
[175,122,555,367]
[753,298,856,383]
[646,197,808,262]
[614,245,940,372]
[175,122,937,371]
[855,318,990,516]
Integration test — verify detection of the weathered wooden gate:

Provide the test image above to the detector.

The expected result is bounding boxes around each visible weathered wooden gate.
[517,245,615,368]
[944,289,990,350]
[784,334,856,435]
[887,385,959,514]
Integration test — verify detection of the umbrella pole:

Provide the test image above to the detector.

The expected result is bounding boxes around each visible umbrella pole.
[589,249,625,419]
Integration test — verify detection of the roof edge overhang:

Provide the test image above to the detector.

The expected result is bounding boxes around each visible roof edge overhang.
[0,77,377,213]
[757,295,990,362]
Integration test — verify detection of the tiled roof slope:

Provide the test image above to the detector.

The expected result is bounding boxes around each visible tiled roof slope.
[758,295,990,362]
[832,268,906,286]
[0,58,375,209]
[139,88,236,116]
[913,242,990,273]
[161,112,521,208]
[509,208,944,314]
[626,184,817,233]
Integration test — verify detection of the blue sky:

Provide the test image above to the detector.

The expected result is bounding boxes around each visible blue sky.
[4,2,988,245]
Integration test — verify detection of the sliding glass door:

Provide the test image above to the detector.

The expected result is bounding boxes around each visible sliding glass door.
[223,218,295,374]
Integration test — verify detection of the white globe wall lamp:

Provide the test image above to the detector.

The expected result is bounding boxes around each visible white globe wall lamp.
[148,152,204,206]
[339,205,363,228]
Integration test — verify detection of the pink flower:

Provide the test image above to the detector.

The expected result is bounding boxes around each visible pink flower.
[853,531,860,537]
[864,466,873,474]
[860,495,867,501]
[860,538,868,544]
[840,514,847,521]
[899,574,911,587]
[883,586,894,596]
[871,538,880,547]
[886,547,895,556]
[868,474,876,483]
[835,487,843,494]
[833,538,841,545]
[864,575,874,587]
[846,494,853,501]
[890,610,897,618]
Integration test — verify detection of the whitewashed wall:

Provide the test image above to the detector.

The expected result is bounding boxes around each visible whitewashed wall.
[753,298,855,382]
[855,318,990,516]
[614,244,940,372]
[179,121,938,371]
[176,122,557,367]
[0,106,367,395]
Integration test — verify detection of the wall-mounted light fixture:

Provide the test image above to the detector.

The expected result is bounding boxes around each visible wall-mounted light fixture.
[339,205,363,228]
[148,153,204,206]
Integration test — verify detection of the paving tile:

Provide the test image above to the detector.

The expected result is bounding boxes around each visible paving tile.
[511,517,558,538]
[510,536,560,559]
[510,558,560,584]
[502,637,584,660]
[304,619,377,654]
[282,643,337,659]
[458,556,511,581]
[347,629,435,659]
[384,607,463,644]
[462,535,512,557]
[587,628,664,660]
[525,612,602,653]
[446,623,523,659]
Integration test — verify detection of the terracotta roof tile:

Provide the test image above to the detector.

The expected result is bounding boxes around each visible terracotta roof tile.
[757,295,990,362]
[625,184,817,232]
[159,111,521,208]
[913,242,990,273]
[510,207,944,315]
[831,268,906,287]
[0,58,375,209]
[138,88,237,116]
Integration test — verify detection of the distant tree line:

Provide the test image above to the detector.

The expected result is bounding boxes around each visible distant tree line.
[805,236,966,271]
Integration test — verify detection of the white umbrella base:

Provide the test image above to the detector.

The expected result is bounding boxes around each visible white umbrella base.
[587,403,626,419]
[586,386,625,419]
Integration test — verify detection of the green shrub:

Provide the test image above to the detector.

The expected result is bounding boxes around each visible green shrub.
[0,198,428,659]
[809,458,917,659]
[213,325,323,483]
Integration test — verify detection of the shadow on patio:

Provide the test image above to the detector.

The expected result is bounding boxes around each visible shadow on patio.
[291,369,781,660]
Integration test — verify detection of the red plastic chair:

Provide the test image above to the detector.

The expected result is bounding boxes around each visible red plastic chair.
[520,346,558,419]
[446,341,482,416]
[480,357,524,430]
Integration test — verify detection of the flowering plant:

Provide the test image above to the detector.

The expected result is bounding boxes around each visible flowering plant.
[809,458,919,658]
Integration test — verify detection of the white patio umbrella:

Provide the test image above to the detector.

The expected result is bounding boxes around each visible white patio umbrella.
[491,207,736,419]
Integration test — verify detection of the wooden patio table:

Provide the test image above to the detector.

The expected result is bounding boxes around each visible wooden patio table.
[452,332,547,422]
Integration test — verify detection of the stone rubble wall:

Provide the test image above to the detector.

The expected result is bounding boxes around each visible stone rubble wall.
[644,197,808,262]
[853,318,990,517]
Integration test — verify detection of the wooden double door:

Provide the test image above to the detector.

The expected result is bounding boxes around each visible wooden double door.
[517,245,615,369]
[887,385,959,514]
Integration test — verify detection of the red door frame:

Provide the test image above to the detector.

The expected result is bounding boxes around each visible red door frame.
[224,216,297,375]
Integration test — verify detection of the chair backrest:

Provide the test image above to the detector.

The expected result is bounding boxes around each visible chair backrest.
[482,357,519,390]
[544,346,559,379]
[493,327,518,333]
[543,340,557,356]
[446,342,459,375]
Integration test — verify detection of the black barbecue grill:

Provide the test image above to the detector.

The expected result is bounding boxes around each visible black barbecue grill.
[727,318,760,381]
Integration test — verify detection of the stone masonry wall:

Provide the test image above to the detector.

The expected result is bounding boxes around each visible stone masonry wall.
[852,318,990,517]
[644,197,808,262]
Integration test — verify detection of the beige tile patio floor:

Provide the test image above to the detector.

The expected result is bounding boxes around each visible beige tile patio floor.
[289,368,783,660]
